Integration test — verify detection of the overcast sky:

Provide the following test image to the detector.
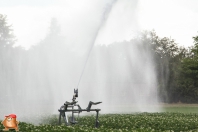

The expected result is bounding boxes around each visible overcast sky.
[0,0,198,49]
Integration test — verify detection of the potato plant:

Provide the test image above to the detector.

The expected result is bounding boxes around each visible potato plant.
[0,113,198,132]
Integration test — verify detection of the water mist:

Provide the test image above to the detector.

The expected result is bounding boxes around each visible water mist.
[0,0,161,124]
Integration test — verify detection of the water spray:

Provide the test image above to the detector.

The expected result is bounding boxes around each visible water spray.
[58,0,117,128]
[76,0,117,88]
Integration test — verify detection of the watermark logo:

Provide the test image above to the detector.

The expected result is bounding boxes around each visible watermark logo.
[1,114,19,131]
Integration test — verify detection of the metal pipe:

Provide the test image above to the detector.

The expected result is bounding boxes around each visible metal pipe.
[95,110,99,128]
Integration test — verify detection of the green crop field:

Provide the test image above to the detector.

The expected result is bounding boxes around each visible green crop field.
[162,104,198,114]
[1,105,198,132]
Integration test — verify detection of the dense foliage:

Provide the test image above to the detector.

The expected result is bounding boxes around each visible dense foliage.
[176,37,198,103]
[148,31,198,103]
[0,13,198,103]
[1,113,198,132]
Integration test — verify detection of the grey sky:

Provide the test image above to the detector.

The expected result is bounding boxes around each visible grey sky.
[0,0,198,48]
[0,0,56,7]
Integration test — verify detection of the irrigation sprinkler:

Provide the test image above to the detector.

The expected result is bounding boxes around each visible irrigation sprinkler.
[58,89,102,128]
[57,2,119,128]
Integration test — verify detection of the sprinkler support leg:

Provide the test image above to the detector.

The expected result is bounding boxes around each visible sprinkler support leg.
[59,112,61,125]
[59,112,69,125]
[65,112,69,125]
[63,113,68,126]
[70,105,76,124]
[95,110,99,128]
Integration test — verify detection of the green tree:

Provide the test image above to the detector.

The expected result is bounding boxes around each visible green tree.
[0,14,26,100]
[176,35,198,103]
[0,14,16,48]
[147,31,182,102]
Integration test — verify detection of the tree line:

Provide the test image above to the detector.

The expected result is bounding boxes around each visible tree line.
[0,14,198,103]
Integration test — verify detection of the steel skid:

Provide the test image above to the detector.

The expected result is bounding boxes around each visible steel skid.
[58,89,102,128]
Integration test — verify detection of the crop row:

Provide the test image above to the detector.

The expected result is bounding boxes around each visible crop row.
[0,113,198,132]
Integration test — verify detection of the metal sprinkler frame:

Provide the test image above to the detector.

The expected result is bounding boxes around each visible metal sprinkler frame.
[58,89,102,128]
